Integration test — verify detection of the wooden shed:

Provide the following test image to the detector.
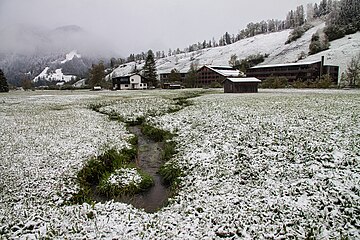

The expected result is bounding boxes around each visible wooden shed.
[224,77,261,93]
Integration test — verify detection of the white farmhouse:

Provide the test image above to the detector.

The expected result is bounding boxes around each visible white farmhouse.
[112,74,148,90]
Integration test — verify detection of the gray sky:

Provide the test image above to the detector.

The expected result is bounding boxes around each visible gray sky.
[0,0,320,56]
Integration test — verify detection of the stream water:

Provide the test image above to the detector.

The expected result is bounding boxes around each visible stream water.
[93,125,170,213]
[124,126,170,212]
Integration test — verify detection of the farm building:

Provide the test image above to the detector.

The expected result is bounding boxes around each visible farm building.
[224,77,261,93]
[196,66,243,87]
[159,72,187,83]
[112,74,148,90]
[246,57,339,83]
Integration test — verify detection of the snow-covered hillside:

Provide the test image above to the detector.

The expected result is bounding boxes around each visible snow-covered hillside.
[34,67,76,82]
[0,24,115,85]
[61,50,81,64]
[110,21,360,78]
[33,50,81,82]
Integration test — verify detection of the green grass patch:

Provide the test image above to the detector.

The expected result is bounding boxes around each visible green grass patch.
[173,92,202,107]
[140,123,181,190]
[165,91,206,114]
[125,116,145,126]
[141,124,174,142]
[107,110,125,121]
[97,164,154,197]
[163,140,177,162]
[88,102,104,112]
[70,147,139,204]
[158,161,183,187]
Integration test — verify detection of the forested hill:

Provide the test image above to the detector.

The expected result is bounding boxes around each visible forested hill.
[111,0,359,65]
[110,20,360,80]
[110,0,359,79]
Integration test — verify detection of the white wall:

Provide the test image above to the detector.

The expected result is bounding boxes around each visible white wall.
[119,75,147,90]
[120,84,130,90]
[130,75,141,84]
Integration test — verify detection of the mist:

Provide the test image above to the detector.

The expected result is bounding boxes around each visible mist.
[0,0,320,57]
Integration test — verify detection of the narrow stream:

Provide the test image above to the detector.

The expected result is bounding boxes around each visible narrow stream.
[92,125,170,213]
[125,126,171,212]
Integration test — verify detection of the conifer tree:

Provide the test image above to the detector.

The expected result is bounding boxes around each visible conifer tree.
[345,53,360,87]
[0,69,9,92]
[143,50,158,87]
[89,61,105,89]
[168,68,182,83]
[228,54,239,68]
[185,61,198,88]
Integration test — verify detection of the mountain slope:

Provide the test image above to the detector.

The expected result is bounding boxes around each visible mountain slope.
[33,50,93,84]
[0,24,115,85]
[110,21,359,79]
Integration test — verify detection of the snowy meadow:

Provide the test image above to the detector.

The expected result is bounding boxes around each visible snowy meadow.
[0,89,359,239]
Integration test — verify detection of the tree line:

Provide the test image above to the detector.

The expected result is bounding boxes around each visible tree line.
[107,0,326,67]
[0,69,9,92]
[107,0,358,69]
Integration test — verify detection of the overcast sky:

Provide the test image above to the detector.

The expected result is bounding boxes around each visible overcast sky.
[0,0,320,56]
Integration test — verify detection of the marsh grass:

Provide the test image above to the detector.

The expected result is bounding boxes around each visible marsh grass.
[75,93,196,206]
[97,165,154,197]
[140,123,181,189]
[48,105,67,111]
[141,124,174,142]
[162,140,177,162]
[158,161,183,188]
[88,102,104,112]
[126,116,145,126]
[70,147,139,204]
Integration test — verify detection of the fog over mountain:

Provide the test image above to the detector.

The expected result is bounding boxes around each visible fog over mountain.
[0,0,322,85]
[0,24,115,57]
[0,0,319,56]
[0,24,117,85]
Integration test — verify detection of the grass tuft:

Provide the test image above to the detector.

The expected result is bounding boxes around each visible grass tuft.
[96,165,154,197]
[158,161,183,187]
[141,124,174,142]
[88,103,104,112]
[126,116,145,126]
[70,147,140,204]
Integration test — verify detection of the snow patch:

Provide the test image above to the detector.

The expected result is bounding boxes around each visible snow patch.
[34,68,76,82]
[61,50,81,64]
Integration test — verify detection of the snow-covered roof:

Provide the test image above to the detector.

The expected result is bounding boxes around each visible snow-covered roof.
[251,60,320,69]
[210,66,236,70]
[226,77,261,83]
[72,79,87,87]
[205,65,241,77]
[112,73,143,79]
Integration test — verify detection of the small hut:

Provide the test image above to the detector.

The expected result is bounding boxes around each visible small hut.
[224,77,261,93]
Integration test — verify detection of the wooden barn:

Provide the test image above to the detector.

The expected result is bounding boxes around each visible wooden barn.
[196,65,243,87]
[223,77,261,93]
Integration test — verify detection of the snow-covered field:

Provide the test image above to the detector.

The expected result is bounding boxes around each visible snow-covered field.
[0,89,359,239]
